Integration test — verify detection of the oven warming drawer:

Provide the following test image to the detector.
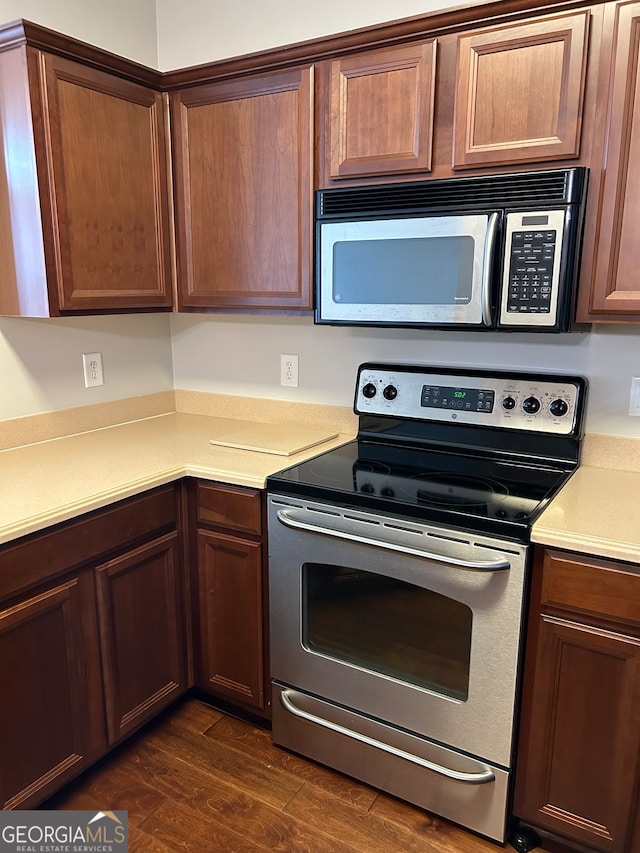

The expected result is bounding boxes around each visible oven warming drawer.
[272,682,511,843]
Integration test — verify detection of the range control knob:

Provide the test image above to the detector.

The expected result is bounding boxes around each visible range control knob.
[549,398,569,417]
[502,396,517,411]
[383,384,398,401]
[522,396,541,415]
[362,383,377,399]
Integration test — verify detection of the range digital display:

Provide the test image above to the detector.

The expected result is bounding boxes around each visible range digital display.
[421,385,495,413]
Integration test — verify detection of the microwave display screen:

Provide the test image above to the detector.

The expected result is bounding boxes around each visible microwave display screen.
[332,236,474,305]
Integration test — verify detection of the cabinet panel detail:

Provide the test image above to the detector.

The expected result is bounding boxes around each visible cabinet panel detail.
[541,550,640,627]
[0,485,178,603]
[172,67,313,310]
[518,615,640,851]
[196,530,264,709]
[580,1,640,318]
[96,533,186,744]
[35,52,173,311]
[0,574,105,809]
[197,482,262,536]
[328,41,436,178]
[454,12,589,168]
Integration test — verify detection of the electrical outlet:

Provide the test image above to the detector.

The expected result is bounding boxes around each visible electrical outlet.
[629,377,640,416]
[82,352,104,388]
[280,354,299,388]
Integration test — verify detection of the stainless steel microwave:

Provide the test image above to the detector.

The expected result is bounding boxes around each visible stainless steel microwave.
[315,168,588,332]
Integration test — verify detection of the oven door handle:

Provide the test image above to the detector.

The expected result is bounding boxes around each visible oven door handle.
[280,689,495,784]
[276,509,511,571]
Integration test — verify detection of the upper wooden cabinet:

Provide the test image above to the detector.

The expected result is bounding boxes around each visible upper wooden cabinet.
[0,41,173,316]
[325,41,436,182]
[577,0,640,321]
[170,67,314,311]
[453,11,590,169]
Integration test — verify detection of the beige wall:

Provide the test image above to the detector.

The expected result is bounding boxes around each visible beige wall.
[0,0,158,66]
[155,0,447,69]
[0,315,174,420]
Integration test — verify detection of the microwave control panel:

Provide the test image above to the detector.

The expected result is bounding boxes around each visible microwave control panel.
[499,209,566,328]
[355,365,584,435]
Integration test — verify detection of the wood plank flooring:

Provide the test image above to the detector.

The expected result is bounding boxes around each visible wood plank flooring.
[43,697,517,853]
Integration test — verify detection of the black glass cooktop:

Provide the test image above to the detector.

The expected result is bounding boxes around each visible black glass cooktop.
[267,438,574,541]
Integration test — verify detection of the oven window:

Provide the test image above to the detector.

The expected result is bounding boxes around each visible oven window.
[302,564,472,701]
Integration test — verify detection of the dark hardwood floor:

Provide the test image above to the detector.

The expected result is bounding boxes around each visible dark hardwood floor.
[44,697,517,852]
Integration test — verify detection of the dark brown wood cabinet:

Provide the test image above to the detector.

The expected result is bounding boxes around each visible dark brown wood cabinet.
[0,31,173,316]
[171,67,313,311]
[514,548,640,853]
[321,41,436,183]
[193,482,267,713]
[0,571,106,809]
[0,484,187,808]
[453,11,590,169]
[96,533,187,745]
[577,0,640,321]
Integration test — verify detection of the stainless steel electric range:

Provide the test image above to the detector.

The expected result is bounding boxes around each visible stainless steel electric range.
[266,363,587,843]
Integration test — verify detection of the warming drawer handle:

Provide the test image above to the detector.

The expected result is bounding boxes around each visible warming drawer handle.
[276,509,511,571]
[482,211,500,326]
[280,689,495,785]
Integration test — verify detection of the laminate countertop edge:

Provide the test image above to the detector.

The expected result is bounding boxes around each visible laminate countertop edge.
[0,412,354,547]
[2,410,640,564]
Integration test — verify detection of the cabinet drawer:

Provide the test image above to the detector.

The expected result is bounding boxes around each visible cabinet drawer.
[541,550,640,628]
[197,483,262,536]
[0,486,178,603]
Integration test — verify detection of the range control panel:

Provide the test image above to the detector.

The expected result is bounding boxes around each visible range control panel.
[355,364,585,435]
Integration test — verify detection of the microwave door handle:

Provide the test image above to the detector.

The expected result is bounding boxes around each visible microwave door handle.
[481,212,500,326]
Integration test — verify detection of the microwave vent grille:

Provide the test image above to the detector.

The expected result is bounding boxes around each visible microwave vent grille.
[317,169,585,217]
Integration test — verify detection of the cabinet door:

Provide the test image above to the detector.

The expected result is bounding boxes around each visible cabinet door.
[96,533,187,744]
[515,614,640,852]
[171,67,313,310]
[578,1,640,320]
[196,529,264,710]
[0,573,106,809]
[453,11,589,168]
[33,52,173,312]
[327,41,436,180]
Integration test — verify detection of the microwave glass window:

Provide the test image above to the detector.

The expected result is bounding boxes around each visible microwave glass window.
[302,562,472,701]
[332,236,475,305]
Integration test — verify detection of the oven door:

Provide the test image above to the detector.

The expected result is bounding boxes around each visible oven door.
[316,212,499,326]
[268,495,528,770]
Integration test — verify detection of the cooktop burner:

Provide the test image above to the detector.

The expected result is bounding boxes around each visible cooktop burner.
[268,439,567,538]
[267,363,587,542]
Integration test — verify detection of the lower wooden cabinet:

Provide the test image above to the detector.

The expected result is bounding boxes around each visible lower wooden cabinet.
[0,477,271,809]
[0,485,188,809]
[96,532,187,744]
[192,481,268,714]
[514,548,640,853]
[0,571,106,809]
